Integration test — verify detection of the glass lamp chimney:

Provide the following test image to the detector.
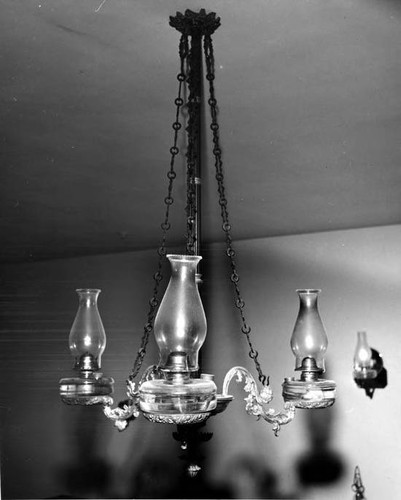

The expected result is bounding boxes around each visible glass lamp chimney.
[353,331,372,370]
[353,330,381,382]
[290,289,328,373]
[154,255,207,372]
[69,288,106,372]
[352,331,387,397]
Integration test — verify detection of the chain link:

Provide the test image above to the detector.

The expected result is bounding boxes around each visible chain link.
[203,34,268,386]
[128,35,189,382]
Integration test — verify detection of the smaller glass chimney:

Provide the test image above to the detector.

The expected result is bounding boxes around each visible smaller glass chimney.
[59,289,114,405]
[283,289,336,409]
[353,331,377,379]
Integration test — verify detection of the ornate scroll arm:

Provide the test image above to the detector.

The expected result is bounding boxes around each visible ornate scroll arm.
[222,366,296,436]
[103,389,140,431]
[102,365,160,431]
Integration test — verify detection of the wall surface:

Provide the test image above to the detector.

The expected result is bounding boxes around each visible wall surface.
[1,225,400,498]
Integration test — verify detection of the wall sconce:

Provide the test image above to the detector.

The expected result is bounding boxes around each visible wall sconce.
[353,331,387,398]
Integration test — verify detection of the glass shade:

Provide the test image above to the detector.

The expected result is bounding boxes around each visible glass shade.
[69,289,106,372]
[154,255,207,372]
[353,331,377,379]
[291,289,328,372]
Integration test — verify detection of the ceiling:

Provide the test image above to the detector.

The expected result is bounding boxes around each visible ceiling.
[1,0,401,264]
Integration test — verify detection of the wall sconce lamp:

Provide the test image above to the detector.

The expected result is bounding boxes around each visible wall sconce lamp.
[353,331,387,398]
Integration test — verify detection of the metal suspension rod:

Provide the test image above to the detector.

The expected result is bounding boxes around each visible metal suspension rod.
[170,10,221,260]
[187,31,202,258]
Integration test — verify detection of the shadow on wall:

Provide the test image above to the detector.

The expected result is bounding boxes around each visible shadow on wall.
[296,389,346,488]
[49,401,346,499]
[222,454,298,499]
[126,423,230,499]
[53,409,229,499]
[128,458,230,499]
[218,372,346,499]
[53,406,116,499]
[55,458,112,499]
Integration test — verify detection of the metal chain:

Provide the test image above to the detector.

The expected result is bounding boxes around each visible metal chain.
[128,35,189,382]
[203,34,268,386]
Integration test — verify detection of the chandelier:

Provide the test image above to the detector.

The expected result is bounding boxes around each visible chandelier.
[59,8,336,469]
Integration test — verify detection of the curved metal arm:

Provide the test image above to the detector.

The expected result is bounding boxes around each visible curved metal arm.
[222,366,296,436]
[102,366,160,430]
[103,395,140,431]
[102,379,139,431]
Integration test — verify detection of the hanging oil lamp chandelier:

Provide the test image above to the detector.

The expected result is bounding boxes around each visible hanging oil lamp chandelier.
[59,9,336,442]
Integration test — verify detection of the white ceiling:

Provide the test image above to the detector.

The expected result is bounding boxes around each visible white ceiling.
[1,0,401,263]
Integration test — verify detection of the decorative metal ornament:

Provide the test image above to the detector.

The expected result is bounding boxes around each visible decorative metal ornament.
[222,367,296,436]
[187,464,201,478]
[169,9,220,36]
[352,466,366,499]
